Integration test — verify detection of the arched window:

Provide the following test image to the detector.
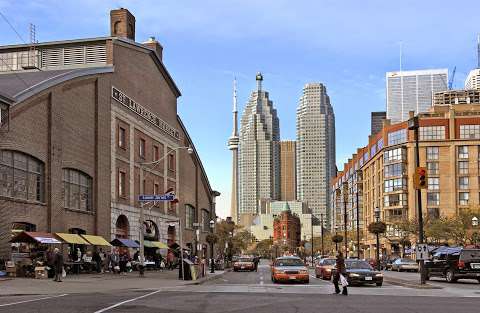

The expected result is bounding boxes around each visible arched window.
[63,168,93,212]
[116,215,129,239]
[0,150,44,202]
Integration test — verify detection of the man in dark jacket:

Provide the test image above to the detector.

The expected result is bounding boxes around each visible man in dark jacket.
[53,248,64,282]
[333,251,348,295]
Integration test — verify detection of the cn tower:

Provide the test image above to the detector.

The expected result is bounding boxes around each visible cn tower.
[228,78,239,223]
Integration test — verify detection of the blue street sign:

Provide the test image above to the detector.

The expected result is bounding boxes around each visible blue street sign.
[139,194,175,202]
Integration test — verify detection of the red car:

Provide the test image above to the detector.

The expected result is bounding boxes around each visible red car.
[315,258,336,280]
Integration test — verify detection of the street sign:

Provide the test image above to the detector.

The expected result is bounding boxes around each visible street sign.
[416,244,428,260]
[138,194,175,202]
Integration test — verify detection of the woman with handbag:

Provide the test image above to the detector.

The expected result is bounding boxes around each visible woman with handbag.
[333,251,348,295]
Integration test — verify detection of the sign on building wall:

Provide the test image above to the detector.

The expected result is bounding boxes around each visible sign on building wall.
[112,86,180,141]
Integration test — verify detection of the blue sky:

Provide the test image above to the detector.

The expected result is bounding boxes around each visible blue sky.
[1,0,479,218]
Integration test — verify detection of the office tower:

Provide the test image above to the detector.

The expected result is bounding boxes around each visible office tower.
[279,141,296,201]
[228,79,240,223]
[465,69,480,90]
[386,69,448,123]
[296,83,335,224]
[371,111,386,135]
[238,73,280,225]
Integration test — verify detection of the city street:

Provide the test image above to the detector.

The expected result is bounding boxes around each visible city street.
[1,261,479,313]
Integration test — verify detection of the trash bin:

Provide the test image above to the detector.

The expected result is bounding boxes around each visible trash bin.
[179,259,193,280]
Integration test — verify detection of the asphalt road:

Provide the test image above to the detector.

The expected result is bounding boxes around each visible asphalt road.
[1,261,479,313]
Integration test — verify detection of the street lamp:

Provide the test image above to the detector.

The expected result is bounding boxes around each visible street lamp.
[139,146,193,277]
[342,181,349,257]
[374,206,381,271]
[334,225,339,252]
[209,219,215,273]
[320,213,324,257]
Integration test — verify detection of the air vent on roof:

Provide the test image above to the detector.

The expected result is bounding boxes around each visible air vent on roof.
[41,48,62,68]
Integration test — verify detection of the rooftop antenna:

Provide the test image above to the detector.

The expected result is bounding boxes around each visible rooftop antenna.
[477,34,480,69]
[23,23,39,70]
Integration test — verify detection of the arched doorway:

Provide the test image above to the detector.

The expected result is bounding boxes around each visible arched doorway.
[167,225,176,245]
[115,215,129,239]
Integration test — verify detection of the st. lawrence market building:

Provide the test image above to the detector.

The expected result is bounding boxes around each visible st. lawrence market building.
[0,8,217,261]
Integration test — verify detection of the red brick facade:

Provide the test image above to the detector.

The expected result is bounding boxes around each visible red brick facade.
[273,210,301,251]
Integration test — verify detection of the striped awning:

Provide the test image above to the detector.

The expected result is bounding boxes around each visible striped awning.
[81,235,112,246]
[55,233,91,245]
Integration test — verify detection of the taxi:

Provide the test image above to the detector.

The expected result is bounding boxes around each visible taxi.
[271,256,309,283]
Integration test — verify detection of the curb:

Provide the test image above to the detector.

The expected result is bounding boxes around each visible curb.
[188,268,232,285]
[384,278,443,289]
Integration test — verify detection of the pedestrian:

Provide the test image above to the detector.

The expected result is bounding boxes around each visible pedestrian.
[167,250,174,270]
[333,251,348,295]
[53,247,64,282]
[111,249,120,274]
[253,256,259,272]
[92,249,101,273]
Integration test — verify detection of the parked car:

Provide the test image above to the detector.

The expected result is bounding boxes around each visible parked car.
[391,258,418,272]
[384,257,399,271]
[333,259,383,286]
[233,256,255,272]
[315,258,336,280]
[425,248,480,283]
[271,256,309,284]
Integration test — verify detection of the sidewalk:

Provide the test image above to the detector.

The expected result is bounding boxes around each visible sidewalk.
[0,269,227,296]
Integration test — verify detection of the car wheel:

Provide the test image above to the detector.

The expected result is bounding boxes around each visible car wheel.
[316,273,320,278]
[305,279,310,284]
[446,269,457,283]
[376,282,383,287]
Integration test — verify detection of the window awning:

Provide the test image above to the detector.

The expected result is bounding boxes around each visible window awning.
[81,235,112,246]
[150,241,169,249]
[142,240,155,248]
[111,238,140,248]
[55,233,91,245]
[10,232,62,244]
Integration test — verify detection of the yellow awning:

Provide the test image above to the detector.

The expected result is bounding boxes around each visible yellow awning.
[81,235,112,246]
[55,233,90,245]
[150,241,169,249]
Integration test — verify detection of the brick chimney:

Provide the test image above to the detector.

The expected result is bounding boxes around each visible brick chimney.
[110,8,136,41]
[143,37,163,61]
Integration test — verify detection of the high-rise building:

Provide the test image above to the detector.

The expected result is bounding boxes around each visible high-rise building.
[386,69,448,123]
[238,73,280,225]
[279,140,296,201]
[296,83,335,225]
[465,69,480,90]
[371,111,386,135]
[228,79,240,223]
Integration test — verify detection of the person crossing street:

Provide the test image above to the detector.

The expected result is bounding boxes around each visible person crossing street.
[332,251,348,295]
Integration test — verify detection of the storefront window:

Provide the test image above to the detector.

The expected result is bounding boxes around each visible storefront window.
[63,168,93,212]
[0,150,44,202]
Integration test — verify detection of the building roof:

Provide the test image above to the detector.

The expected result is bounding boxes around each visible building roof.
[0,67,114,103]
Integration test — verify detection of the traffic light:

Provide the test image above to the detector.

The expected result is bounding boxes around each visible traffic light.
[414,167,427,189]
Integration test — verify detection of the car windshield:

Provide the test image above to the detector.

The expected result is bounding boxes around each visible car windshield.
[323,259,336,265]
[275,258,304,267]
[239,258,252,262]
[461,250,480,261]
[346,260,372,270]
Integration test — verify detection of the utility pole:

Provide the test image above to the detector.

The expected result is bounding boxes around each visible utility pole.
[310,210,314,261]
[409,115,426,285]
[320,213,324,257]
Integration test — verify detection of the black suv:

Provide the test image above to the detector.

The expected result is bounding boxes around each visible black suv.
[425,247,480,283]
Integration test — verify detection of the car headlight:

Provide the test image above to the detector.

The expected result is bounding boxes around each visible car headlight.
[325,268,332,272]
[375,273,383,277]
[349,273,359,277]
[299,270,308,274]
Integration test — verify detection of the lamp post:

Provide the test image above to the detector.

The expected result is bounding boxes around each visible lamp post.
[374,206,381,271]
[310,209,314,261]
[167,219,185,280]
[334,225,339,252]
[342,182,349,256]
[355,170,362,260]
[139,146,193,277]
[209,220,215,273]
[408,115,426,284]
[320,213,324,257]
[472,216,479,247]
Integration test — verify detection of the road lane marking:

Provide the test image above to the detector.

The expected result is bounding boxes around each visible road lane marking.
[0,294,68,307]
[93,289,162,313]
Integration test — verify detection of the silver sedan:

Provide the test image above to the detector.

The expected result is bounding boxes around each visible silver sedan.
[391,258,419,272]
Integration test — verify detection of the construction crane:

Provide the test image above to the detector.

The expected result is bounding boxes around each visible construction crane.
[448,66,456,90]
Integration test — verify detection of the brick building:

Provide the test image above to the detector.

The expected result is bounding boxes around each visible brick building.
[0,8,217,259]
[273,203,301,252]
[331,100,480,258]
